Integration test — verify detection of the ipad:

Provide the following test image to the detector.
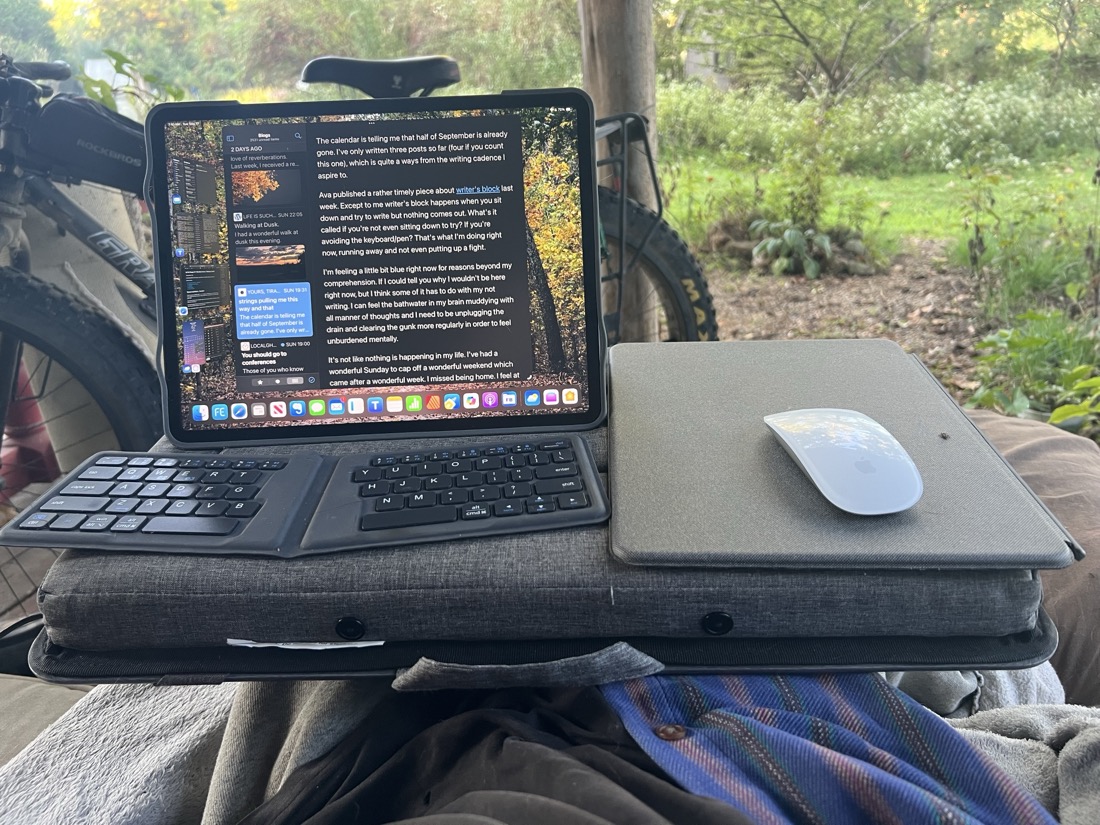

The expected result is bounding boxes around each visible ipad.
[144,89,605,447]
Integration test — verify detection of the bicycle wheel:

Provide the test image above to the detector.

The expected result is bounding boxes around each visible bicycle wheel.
[0,266,161,627]
[598,187,718,344]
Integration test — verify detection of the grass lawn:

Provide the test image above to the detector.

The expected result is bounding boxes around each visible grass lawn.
[661,153,1098,263]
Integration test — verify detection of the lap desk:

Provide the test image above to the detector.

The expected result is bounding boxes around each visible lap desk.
[28,341,1079,684]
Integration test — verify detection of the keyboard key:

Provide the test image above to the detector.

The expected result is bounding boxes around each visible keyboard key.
[376,495,404,512]
[232,460,258,470]
[78,466,122,480]
[195,500,230,517]
[19,513,55,529]
[153,458,179,467]
[41,496,109,512]
[167,484,199,498]
[197,484,229,500]
[224,485,259,500]
[535,464,578,479]
[136,498,170,515]
[105,498,140,514]
[127,457,155,467]
[146,468,177,482]
[558,493,590,510]
[178,458,206,469]
[461,503,492,519]
[408,492,437,508]
[259,460,286,471]
[110,516,146,532]
[360,507,457,532]
[231,470,261,484]
[142,516,237,535]
[60,480,115,496]
[49,513,87,530]
[94,455,128,466]
[439,489,469,505]
[166,500,199,516]
[138,482,172,497]
[534,478,583,495]
[202,469,234,484]
[111,481,144,497]
[526,497,557,514]
[352,468,381,483]
[471,486,500,502]
[80,515,115,531]
[494,501,523,516]
[117,467,149,482]
[205,459,232,469]
[172,469,205,483]
[224,501,261,518]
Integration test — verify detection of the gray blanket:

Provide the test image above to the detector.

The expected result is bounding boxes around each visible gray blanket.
[0,665,1097,824]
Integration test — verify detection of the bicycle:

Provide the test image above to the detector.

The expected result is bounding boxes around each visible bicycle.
[0,55,163,627]
[300,56,718,345]
[0,53,717,628]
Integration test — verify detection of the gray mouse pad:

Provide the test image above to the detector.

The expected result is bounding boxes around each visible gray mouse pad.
[607,340,1079,569]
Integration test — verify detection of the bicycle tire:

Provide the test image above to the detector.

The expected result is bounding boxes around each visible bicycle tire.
[598,187,718,343]
[0,266,161,626]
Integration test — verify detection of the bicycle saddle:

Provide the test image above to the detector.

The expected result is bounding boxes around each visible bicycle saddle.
[300,56,460,98]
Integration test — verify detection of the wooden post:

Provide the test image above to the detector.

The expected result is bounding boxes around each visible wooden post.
[578,0,661,340]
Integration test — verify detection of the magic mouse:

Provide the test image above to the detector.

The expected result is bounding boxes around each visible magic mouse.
[763,408,923,515]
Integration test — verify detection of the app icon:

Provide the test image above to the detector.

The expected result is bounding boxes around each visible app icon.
[289,400,307,417]
[562,387,579,405]
[237,286,247,298]
[190,363,200,373]
[182,364,192,374]
[544,389,560,406]
[178,306,188,316]
[443,393,461,410]
[347,398,365,414]
[174,248,186,258]
[308,399,326,416]
[232,211,243,221]
[502,391,518,407]
[269,401,287,418]
[211,404,229,420]
[405,395,423,412]
[171,193,182,205]
[251,403,267,417]
[386,396,403,413]
[482,391,499,409]
[463,393,479,409]
[328,398,346,415]
[524,390,541,406]
[230,403,248,420]
[425,395,441,410]
[191,405,209,422]
[367,396,384,413]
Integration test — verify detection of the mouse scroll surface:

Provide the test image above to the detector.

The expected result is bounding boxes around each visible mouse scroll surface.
[764,408,923,516]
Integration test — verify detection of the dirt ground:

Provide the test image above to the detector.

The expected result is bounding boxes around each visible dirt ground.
[705,238,987,401]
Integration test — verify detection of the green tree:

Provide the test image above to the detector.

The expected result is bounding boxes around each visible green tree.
[0,0,59,56]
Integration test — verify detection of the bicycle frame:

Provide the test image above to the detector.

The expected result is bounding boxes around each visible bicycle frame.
[593,112,665,343]
[20,176,156,299]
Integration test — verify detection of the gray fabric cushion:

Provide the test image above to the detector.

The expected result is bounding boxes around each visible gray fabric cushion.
[37,429,1043,655]
[968,410,1100,706]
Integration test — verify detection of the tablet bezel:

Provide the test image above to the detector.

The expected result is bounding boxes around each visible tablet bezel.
[145,89,606,448]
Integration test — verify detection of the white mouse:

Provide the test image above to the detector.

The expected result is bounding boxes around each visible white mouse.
[763,408,923,515]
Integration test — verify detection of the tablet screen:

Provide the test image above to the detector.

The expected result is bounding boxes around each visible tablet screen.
[145,90,604,446]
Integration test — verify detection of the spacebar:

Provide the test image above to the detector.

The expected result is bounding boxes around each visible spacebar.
[360,507,458,532]
[142,516,238,535]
